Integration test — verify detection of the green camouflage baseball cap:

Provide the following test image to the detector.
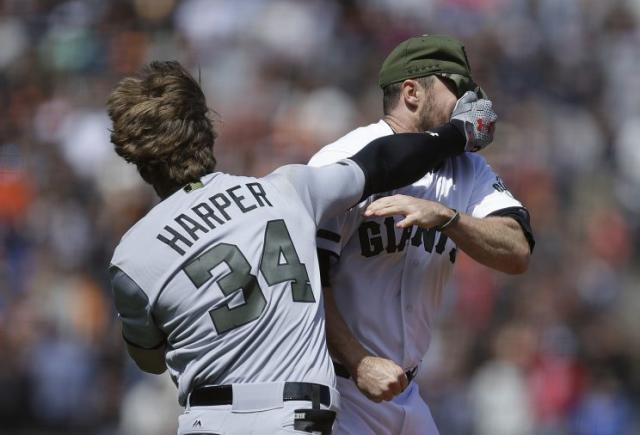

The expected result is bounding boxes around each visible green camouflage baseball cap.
[378,34,487,99]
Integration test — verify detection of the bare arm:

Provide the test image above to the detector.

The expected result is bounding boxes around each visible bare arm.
[323,286,367,373]
[444,212,529,274]
[323,286,407,402]
[365,195,531,274]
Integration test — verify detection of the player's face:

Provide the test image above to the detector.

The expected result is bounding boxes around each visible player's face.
[418,77,458,131]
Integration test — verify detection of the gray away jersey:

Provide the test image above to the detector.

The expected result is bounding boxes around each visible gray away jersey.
[109,161,364,406]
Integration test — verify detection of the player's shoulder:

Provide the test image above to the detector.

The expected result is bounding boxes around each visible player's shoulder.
[109,207,170,282]
[110,220,156,298]
[447,152,492,176]
[450,151,489,165]
[463,151,490,165]
[262,164,306,192]
[262,163,330,200]
[110,202,161,266]
[110,172,235,267]
[420,153,493,190]
[309,120,393,166]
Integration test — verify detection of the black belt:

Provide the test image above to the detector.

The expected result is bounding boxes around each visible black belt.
[189,382,331,408]
[333,362,418,384]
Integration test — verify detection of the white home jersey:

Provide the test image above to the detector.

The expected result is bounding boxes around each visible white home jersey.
[309,120,523,370]
[109,161,365,406]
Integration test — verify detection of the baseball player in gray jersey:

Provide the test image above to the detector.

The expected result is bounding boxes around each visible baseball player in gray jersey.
[106,60,497,435]
[309,35,535,435]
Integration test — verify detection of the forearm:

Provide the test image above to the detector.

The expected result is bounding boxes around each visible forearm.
[323,286,369,374]
[126,342,167,374]
[443,213,530,274]
[350,123,464,200]
[323,285,410,401]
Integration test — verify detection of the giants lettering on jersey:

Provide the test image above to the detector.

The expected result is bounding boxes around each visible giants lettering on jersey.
[358,217,457,263]
[156,182,272,256]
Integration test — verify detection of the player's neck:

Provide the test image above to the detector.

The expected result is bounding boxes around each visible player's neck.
[382,114,421,134]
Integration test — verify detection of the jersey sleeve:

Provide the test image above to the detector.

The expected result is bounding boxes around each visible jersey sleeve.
[308,148,353,167]
[109,265,166,349]
[265,160,365,227]
[309,147,366,258]
[466,156,524,218]
[316,202,366,257]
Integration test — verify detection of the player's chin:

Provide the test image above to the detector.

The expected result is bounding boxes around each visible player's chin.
[437,109,454,128]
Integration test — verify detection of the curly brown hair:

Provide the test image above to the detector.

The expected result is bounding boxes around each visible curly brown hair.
[107,61,217,198]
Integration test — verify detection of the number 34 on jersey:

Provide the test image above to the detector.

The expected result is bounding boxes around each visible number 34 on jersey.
[183,219,313,334]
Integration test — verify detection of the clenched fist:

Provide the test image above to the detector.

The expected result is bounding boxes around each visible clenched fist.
[353,356,408,402]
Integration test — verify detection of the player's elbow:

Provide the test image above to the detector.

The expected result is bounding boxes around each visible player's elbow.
[504,246,530,275]
[133,354,167,374]
[139,362,167,375]
[126,342,167,375]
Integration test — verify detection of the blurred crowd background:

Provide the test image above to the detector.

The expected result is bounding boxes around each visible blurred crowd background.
[1,0,640,434]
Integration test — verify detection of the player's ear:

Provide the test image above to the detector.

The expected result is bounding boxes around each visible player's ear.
[400,79,420,110]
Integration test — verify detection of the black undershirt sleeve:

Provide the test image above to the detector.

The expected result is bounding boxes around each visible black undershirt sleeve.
[122,333,167,350]
[488,206,535,253]
[317,248,338,287]
[349,122,465,201]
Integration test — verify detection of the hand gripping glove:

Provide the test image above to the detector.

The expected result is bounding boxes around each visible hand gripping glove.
[450,91,497,152]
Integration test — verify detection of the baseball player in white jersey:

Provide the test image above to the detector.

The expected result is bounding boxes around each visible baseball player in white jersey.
[309,35,535,434]
[106,60,498,434]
